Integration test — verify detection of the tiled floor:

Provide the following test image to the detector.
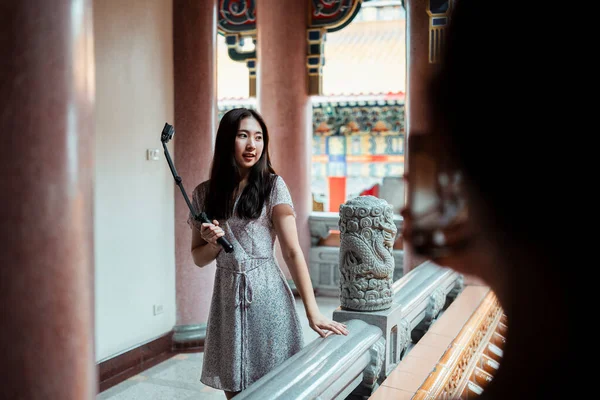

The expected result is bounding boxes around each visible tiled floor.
[97,295,342,400]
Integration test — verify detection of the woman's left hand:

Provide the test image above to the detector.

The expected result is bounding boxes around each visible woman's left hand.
[308,313,349,338]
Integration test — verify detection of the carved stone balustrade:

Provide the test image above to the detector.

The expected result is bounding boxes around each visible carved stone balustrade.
[333,261,463,383]
[234,319,385,400]
[235,262,463,399]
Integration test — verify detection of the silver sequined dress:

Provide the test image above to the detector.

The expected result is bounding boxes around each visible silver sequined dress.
[188,175,304,392]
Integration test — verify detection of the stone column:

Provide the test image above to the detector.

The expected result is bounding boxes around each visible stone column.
[404,0,446,273]
[172,0,218,348]
[0,1,96,398]
[256,0,312,276]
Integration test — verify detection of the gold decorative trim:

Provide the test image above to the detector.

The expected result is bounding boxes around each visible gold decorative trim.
[426,1,454,64]
[307,27,326,95]
[247,57,257,97]
[413,291,505,399]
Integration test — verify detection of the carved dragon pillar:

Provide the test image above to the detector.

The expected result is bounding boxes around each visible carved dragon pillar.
[338,195,397,311]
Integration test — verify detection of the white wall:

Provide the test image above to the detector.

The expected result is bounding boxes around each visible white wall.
[93,0,175,362]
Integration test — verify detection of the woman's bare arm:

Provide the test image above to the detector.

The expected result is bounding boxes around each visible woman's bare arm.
[272,204,348,337]
[191,220,223,267]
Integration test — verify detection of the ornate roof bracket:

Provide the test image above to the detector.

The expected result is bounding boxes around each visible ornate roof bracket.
[426,0,455,63]
[217,0,374,97]
[224,35,256,62]
[218,0,257,96]
[307,0,364,96]
[307,28,326,96]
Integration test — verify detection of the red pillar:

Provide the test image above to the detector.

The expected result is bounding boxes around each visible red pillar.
[256,0,312,275]
[0,1,96,398]
[172,0,218,347]
[404,0,441,273]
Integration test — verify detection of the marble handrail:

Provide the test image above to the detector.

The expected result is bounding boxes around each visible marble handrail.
[234,319,384,400]
[391,260,440,294]
[333,261,464,380]
[395,261,463,334]
[237,263,464,400]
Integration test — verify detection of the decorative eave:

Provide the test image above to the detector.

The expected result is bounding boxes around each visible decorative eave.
[217,0,256,34]
[307,0,366,95]
[427,0,456,63]
[217,1,257,95]
[216,0,371,98]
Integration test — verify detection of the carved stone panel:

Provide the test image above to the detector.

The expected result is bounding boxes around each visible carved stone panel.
[362,337,386,389]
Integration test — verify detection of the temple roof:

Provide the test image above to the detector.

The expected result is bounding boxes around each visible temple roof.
[217,18,406,100]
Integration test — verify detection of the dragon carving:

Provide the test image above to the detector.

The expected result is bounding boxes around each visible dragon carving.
[338,196,397,311]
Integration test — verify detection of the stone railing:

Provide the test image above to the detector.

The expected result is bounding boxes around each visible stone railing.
[309,210,405,294]
[235,261,463,399]
[237,197,464,399]
[333,261,463,381]
[234,319,385,400]
[412,290,505,399]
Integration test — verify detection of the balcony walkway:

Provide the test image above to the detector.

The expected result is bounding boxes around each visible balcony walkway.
[98,284,491,400]
[97,296,341,400]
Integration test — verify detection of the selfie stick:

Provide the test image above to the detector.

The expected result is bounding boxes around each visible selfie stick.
[160,123,234,253]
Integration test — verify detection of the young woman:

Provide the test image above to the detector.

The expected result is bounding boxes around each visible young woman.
[188,108,349,399]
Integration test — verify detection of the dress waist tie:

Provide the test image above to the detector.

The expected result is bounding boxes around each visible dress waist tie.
[217,257,273,389]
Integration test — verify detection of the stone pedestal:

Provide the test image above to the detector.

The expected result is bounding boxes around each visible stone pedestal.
[333,262,464,384]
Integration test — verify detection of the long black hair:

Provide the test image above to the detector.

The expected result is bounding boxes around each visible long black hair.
[204,108,276,220]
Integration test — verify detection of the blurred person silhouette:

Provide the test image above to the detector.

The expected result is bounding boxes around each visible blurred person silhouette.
[402,0,571,398]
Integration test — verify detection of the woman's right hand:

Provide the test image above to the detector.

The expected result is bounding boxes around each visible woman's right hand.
[200,219,225,248]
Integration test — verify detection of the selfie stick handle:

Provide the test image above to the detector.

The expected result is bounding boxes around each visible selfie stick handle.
[161,124,234,253]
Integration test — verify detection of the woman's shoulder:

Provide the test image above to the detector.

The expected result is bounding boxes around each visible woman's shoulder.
[269,173,284,184]
[269,174,290,193]
[268,174,294,210]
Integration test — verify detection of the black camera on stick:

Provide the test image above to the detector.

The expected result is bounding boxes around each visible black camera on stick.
[161,123,233,253]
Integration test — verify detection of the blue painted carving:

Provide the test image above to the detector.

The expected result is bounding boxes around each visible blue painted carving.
[218,0,256,33]
[219,1,257,64]
[429,0,449,14]
[225,35,256,62]
[310,0,362,33]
